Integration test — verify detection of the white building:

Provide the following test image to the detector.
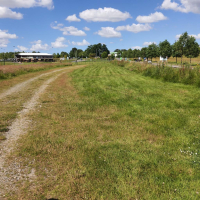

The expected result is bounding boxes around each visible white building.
[16,53,53,62]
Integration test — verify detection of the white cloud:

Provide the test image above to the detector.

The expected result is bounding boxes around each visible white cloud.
[120,39,123,41]
[51,37,68,48]
[96,27,121,38]
[132,46,142,50]
[175,34,182,39]
[0,0,54,9]
[51,23,86,36]
[190,34,200,39]
[176,33,200,39]
[15,45,28,51]
[0,7,23,19]
[79,7,132,22]
[160,0,200,14]
[66,14,81,22]
[30,40,49,51]
[110,42,114,44]
[71,39,90,46]
[116,23,152,33]
[136,12,167,23]
[83,27,90,31]
[0,0,54,20]
[0,29,18,39]
[0,29,18,47]
[0,39,9,48]
[143,42,157,46]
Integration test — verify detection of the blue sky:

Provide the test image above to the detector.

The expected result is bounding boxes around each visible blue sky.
[0,0,200,54]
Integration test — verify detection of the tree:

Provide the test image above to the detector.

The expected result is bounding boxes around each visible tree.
[110,54,115,60]
[56,53,60,58]
[122,51,127,58]
[114,49,120,52]
[185,36,199,63]
[159,40,172,59]
[89,53,96,58]
[53,53,57,58]
[101,51,108,58]
[140,47,148,60]
[172,41,182,63]
[69,47,77,58]
[177,32,189,65]
[85,43,110,57]
[127,48,133,58]
[147,43,159,61]
[60,51,68,58]
[116,50,122,58]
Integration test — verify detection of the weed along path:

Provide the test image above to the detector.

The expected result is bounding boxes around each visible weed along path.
[0,65,85,198]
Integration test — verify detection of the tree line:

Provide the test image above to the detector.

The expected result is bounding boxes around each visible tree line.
[53,43,110,59]
[115,32,200,64]
[1,32,199,63]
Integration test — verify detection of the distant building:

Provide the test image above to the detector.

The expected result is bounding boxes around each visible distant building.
[160,56,168,62]
[16,53,53,62]
[108,52,118,57]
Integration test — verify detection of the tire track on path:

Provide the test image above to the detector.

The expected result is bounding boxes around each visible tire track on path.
[0,65,85,197]
[0,67,67,100]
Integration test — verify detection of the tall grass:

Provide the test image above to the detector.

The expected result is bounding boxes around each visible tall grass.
[0,63,72,80]
[125,62,200,87]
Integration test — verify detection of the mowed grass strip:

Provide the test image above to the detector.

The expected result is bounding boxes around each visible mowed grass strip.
[13,63,200,199]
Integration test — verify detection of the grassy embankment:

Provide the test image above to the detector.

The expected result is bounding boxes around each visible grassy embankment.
[0,62,72,80]
[9,62,200,199]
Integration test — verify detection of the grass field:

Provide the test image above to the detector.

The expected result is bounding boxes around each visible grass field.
[0,62,72,79]
[7,62,199,199]
[145,56,200,66]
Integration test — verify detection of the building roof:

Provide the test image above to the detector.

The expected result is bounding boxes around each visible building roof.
[16,53,53,56]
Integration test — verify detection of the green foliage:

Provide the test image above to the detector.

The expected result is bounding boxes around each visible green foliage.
[172,42,182,63]
[176,32,200,64]
[185,36,200,63]
[89,53,96,58]
[110,54,115,60]
[85,43,110,57]
[131,63,200,87]
[101,51,108,58]
[159,40,172,59]
[141,47,148,59]
[147,43,159,61]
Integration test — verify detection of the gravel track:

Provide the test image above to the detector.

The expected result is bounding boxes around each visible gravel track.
[0,67,67,100]
[0,66,83,198]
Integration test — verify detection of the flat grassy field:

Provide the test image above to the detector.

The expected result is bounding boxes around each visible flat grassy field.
[149,56,200,66]
[0,62,72,79]
[9,62,200,199]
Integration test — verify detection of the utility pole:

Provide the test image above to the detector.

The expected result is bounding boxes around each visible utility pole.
[2,48,5,65]
[13,46,15,65]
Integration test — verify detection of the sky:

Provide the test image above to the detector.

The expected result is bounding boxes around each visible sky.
[0,0,200,54]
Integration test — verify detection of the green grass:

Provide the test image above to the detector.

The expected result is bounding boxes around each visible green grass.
[125,62,200,87]
[11,62,200,199]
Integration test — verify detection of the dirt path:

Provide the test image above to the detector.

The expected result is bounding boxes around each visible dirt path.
[0,65,85,198]
[0,67,68,100]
